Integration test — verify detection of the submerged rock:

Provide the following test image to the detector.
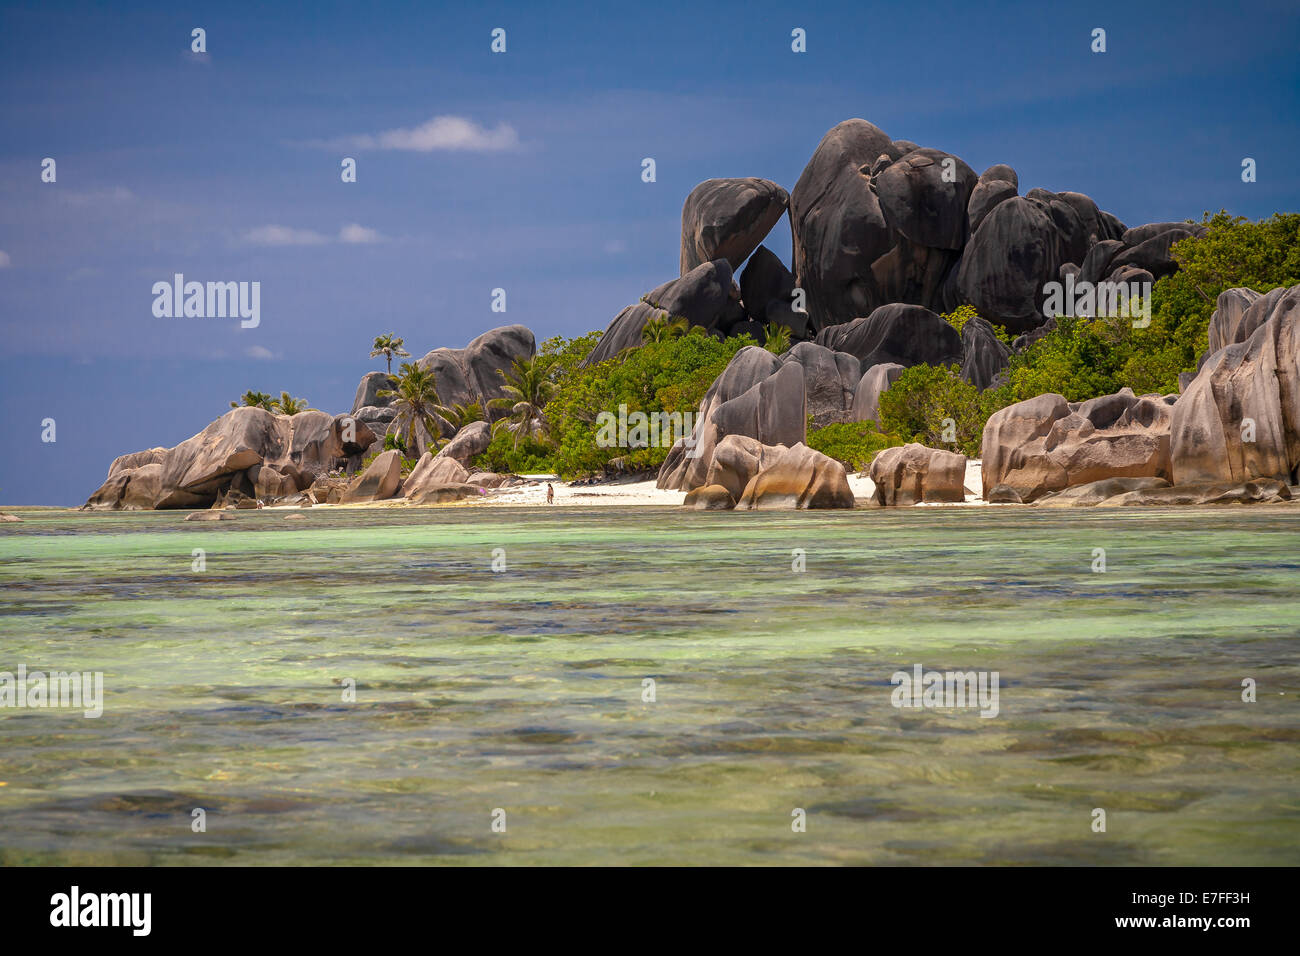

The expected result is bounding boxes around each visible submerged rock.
[683,484,736,511]
[1099,479,1292,507]
[1033,476,1171,507]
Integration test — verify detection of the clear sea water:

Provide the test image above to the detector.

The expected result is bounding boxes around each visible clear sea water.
[1,505,1297,865]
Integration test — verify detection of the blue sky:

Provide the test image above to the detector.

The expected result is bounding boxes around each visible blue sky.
[2,0,1298,505]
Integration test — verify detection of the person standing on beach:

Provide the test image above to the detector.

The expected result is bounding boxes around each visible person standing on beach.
[546,483,555,504]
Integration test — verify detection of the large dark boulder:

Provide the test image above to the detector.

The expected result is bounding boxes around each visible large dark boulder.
[416,325,535,423]
[586,260,742,366]
[680,178,789,274]
[1107,224,1199,280]
[815,303,962,371]
[1026,188,1090,266]
[780,341,862,427]
[583,302,668,366]
[1079,239,1124,285]
[957,197,1061,334]
[739,245,796,324]
[967,177,1018,234]
[789,119,896,333]
[960,315,1011,390]
[874,148,976,250]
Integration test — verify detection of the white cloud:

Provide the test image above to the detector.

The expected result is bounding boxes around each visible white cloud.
[0,250,10,268]
[246,345,275,360]
[243,224,329,246]
[320,115,519,152]
[339,223,383,244]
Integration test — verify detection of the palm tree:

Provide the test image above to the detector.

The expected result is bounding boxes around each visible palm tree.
[763,321,793,355]
[641,314,689,344]
[489,355,557,449]
[230,390,275,411]
[378,362,442,454]
[370,334,411,374]
[437,401,486,430]
[271,392,312,415]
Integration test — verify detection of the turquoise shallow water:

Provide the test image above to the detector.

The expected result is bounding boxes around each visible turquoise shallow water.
[1,504,1298,865]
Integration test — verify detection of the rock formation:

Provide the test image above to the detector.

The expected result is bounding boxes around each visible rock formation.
[981,388,1175,502]
[1171,283,1300,485]
[869,444,968,505]
[657,347,806,492]
[85,406,374,511]
[680,178,789,274]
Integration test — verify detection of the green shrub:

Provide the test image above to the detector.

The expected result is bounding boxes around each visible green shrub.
[541,329,754,479]
[472,430,555,475]
[806,421,904,471]
[878,364,1003,457]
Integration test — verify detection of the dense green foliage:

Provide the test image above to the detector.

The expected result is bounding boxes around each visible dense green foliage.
[805,421,903,471]
[473,430,556,475]
[875,212,1300,456]
[542,329,754,478]
[877,364,1000,457]
[230,390,275,411]
[471,329,753,479]
[458,212,1299,475]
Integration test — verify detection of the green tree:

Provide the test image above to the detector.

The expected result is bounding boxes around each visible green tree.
[489,355,558,449]
[370,334,411,374]
[230,390,275,411]
[806,421,903,471]
[378,362,442,454]
[271,392,312,415]
[763,321,792,354]
[437,402,485,430]
[877,364,1000,457]
[641,314,689,344]
[539,329,754,478]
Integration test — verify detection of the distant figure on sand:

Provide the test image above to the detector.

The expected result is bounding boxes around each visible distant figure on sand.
[546,483,554,504]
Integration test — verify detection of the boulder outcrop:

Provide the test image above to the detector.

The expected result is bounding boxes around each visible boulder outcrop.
[1171,283,1300,486]
[83,406,374,510]
[849,362,904,425]
[341,449,403,503]
[981,388,1174,502]
[416,325,536,425]
[734,443,854,509]
[585,260,744,365]
[680,178,789,274]
[869,443,968,505]
[815,303,962,371]
[657,347,806,491]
